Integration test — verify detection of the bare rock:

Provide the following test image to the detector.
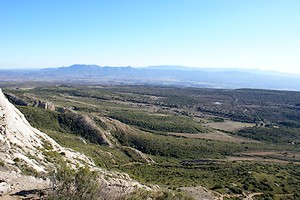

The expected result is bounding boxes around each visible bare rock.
[33,100,55,111]
[0,182,11,195]
[4,93,28,106]
[0,88,152,198]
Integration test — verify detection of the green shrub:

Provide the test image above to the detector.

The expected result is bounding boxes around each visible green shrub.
[109,110,206,133]
[123,188,194,200]
[49,163,100,200]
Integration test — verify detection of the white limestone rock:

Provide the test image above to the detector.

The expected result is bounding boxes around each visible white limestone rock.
[0,88,152,199]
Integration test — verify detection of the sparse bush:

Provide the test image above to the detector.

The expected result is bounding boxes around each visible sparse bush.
[109,110,206,133]
[48,163,100,200]
[122,188,194,200]
[9,86,300,198]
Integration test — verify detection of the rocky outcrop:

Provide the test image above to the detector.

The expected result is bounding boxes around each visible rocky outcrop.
[124,146,156,164]
[4,93,28,106]
[0,180,11,196]
[33,100,55,111]
[94,116,157,164]
[4,92,56,111]
[0,88,151,199]
[59,110,114,147]
[0,89,94,173]
[0,171,51,197]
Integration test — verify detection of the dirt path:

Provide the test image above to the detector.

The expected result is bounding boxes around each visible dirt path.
[218,192,263,200]
[59,96,103,108]
[205,121,255,132]
[218,193,241,200]
[242,150,300,160]
[243,192,263,200]
[180,186,264,200]
[179,186,217,200]
[226,156,300,165]
[168,131,259,143]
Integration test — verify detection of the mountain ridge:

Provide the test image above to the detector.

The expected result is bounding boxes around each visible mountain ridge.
[1,64,300,91]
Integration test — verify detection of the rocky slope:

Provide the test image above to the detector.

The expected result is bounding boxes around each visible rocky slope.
[0,88,150,199]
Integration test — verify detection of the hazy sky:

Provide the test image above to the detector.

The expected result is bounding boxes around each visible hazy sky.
[0,0,299,73]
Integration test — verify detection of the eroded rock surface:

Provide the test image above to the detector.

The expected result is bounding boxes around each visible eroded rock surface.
[0,88,151,199]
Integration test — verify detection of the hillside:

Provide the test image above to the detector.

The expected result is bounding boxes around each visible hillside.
[2,85,300,199]
[0,88,160,199]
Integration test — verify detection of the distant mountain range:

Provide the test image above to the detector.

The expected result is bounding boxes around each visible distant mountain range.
[1,64,300,90]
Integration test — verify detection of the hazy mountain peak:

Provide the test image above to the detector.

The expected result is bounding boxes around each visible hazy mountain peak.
[69,64,100,68]
[1,65,300,90]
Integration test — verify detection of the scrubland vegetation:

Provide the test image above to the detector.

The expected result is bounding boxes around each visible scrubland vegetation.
[4,84,300,199]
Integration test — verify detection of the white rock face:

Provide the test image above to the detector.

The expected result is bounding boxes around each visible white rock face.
[0,181,11,195]
[0,88,151,198]
[0,88,95,173]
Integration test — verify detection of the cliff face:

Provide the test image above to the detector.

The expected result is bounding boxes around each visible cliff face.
[0,88,95,173]
[0,88,149,198]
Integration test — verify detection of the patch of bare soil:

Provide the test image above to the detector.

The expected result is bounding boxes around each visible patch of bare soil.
[0,196,19,200]
[148,113,169,116]
[204,192,263,200]
[206,121,255,132]
[168,131,259,143]
[239,151,300,164]
[59,96,103,108]
[242,151,300,159]
[180,186,264,200]
[225,156,300,165]
[218,192,292,200]
[0,171,51,200]
[179,186,217,200]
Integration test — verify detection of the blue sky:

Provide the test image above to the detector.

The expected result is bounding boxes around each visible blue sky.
[0,0,299,73]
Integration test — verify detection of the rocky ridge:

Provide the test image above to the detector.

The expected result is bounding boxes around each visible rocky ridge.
[0,88,150,199]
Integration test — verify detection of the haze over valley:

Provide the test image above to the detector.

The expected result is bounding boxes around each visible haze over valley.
[1,64,300,91]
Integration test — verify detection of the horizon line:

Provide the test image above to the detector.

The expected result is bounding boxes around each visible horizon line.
[0,64,299,75]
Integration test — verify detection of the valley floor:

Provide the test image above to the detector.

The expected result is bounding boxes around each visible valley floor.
[2,84,300,199]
